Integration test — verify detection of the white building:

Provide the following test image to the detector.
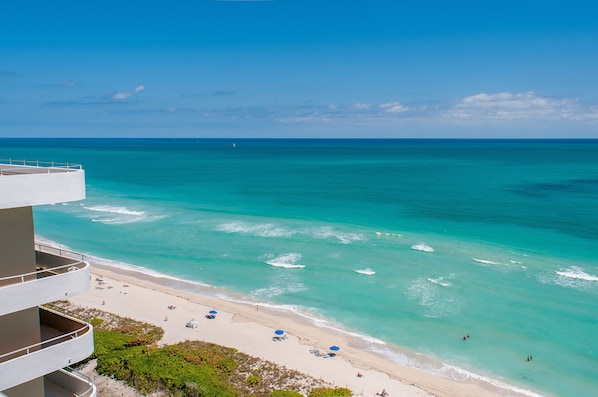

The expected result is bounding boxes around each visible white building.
[0,160,96,397]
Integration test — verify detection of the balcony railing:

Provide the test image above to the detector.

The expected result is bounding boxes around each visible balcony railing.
[44,368,97,397]
[0,248,86,286]
[0,306,91,364]
[0,244,89,314]
[0,261,84,285]
[0,159,82,176]
[0,306,94,391]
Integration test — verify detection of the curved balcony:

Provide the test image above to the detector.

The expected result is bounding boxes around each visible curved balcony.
[0,307,93,391]
[0,159,85,209]
[0,245,90,316]
[44,368,97,397]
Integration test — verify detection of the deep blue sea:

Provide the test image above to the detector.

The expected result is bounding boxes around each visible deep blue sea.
[3,138,597,396]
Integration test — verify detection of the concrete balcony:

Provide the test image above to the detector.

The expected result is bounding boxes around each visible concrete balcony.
[0,307,94,391]
[0,159,85,209]
[0,245,90,316]
[44,369,96,397]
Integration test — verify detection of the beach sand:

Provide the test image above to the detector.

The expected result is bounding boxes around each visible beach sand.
[68,262,509,397]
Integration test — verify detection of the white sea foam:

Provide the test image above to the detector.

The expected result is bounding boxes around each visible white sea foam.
[375,231,402,237]
[366,343,541,396]
[216,222,365,244]
[539,266,598,292]
[309,226,365,244]
[439,365,545,397]
[251,282,307,298]
[215,222,296,238]
[411,243,434,252]
[406,278,459,318]
[427,276,452,287]
[82,204,165,225]
[556,266,598,282]
[354,268,376,275]
[473,258,501,265]
[265,253,306,269]
[84,205,146,216]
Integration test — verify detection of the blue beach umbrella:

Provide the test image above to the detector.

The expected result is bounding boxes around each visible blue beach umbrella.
[274,329,285,335]
[209,310,218,315]
[329,345,340,351]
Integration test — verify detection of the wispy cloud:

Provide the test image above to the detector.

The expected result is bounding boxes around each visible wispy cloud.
[380,101,410,113]
[269,92,598,129]
[112,85,145,100]
[446,91,578,120]
[61,80,79,87]
[350,103,372,110]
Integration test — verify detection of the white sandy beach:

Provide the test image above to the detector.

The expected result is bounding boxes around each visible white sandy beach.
[68,263,510,397]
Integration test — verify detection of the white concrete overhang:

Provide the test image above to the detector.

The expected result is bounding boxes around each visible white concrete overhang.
[0,307,94,391]
[0,247,90,316]
[0,161,85,209]
[44,368,97,397]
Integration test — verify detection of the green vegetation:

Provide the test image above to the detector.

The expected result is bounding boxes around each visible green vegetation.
[52,301,349,397]
[308,388,352,397]
[271,391,303,397]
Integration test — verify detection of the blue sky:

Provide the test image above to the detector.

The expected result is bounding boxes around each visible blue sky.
[1,0,597,138]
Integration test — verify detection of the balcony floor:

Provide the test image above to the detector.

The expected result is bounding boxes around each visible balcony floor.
[44,378,78,397]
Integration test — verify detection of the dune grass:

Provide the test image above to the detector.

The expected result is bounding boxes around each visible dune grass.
[54,301,350,397]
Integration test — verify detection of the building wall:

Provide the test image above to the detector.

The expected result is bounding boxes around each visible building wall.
[0,207,43,395]
[0,207,36,284]
[2,378,44,397]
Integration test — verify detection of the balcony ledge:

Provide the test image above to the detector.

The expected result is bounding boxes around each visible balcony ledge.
[0,246,90,316]
[0,307,94,391]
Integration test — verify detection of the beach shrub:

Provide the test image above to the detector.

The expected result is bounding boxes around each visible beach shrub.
[245,375,261,386]
[62,304,340,397]
[272,391,302,397]
[308,387,352,397]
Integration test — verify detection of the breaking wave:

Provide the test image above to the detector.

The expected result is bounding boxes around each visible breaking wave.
[411,243,434,252]
[354,268,376,276]
[215,222,296,238]
[473,258,501,265]
[556,266,598,282]
[83,205,165,225]
[216,222,365,244]
[265,253,306,269]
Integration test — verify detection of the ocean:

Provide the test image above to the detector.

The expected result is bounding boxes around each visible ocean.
[2,138,597,396]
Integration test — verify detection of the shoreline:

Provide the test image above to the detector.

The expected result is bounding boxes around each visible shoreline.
[66,256,543,397]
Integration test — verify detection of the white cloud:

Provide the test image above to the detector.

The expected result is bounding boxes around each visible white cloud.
[351,103,372,110]
[448,91,577,119]
[112,85,145,100]
[380,101,409,113]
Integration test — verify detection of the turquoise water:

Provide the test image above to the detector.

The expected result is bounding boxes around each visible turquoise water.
[3,139,597,396]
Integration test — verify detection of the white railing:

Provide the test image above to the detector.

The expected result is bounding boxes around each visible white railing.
[0,244,86,286]
[47,368,96,397]
[0,306,91,364]
[0,158,82,175]
[35,243,86,262]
